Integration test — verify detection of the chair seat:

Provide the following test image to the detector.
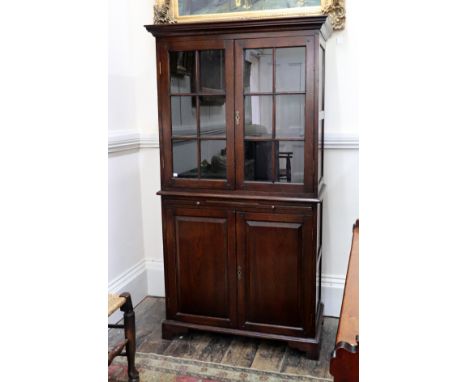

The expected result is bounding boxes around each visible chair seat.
[108,293,126,317]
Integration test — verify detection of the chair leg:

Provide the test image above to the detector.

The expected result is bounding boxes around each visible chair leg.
[120,293,139,382]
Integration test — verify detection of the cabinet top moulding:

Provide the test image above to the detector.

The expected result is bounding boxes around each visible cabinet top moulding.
[145,15,332,40]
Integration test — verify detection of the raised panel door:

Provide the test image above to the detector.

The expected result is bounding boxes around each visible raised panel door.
[236,211,317,337]
[164,206,237,328]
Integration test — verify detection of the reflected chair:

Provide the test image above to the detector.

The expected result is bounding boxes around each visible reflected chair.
[108,292,139,382]
[278,151,293,182]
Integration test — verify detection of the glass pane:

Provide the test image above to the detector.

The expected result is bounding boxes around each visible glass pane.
[200,50,225,94]
[277,141,304,183]
[244,96,272,138]
[244,141,273,182]
[171,96,196,136]
[172,140,197,178]
[170,51,196,93]
[276,95,305,138]
[200,96,226,137]
[200,140,227,179]
[244,49,273,93]
[275,47,306,92]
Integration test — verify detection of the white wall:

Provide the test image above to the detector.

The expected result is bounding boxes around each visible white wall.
[108,0,156,323]
[108,0,358,318]
[319,1,359,316]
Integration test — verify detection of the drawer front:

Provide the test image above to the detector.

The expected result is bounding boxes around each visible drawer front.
[162,196,315,215]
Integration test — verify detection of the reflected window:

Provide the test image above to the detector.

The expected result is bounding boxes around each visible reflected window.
[244,49,273,93]
[276,95,305,138]
[275,47,305,92]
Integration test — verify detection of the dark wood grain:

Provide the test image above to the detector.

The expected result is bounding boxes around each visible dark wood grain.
[144,16,331,40]
[238,212,305,333]
[146,16,330,360]
[164,207,237,328]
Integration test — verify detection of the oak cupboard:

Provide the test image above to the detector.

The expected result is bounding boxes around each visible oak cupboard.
[145,15,332,359]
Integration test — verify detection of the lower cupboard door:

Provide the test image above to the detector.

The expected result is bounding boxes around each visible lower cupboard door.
[164,206,237,328]
[236,211,316,337]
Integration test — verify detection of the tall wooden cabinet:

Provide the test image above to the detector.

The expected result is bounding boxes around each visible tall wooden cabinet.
[145,16,331,359]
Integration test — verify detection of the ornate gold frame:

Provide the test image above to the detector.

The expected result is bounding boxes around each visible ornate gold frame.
[154,0,345,30]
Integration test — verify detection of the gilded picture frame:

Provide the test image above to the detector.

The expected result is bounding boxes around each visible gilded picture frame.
[154,0,345,30]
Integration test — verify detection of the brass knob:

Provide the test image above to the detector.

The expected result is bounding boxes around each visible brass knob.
[271,205,276,210]
[196,201,201,206]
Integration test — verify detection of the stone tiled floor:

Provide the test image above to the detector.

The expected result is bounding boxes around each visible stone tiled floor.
[109,296,338,379]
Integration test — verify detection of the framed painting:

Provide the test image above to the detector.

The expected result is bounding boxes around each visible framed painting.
[155,0,345,29]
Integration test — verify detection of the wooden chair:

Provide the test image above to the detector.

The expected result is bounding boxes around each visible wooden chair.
[108,292,139,382]
[330,220,359,382]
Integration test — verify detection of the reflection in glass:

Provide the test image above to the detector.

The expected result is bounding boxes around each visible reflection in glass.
[275,47,306,92]
[200,50,225,93]
[172,140,197,178]
[200,140,227,179]
[244,49,273,93]
[244,96,272,138]
[276,95,305,138]
[171,96,196,136]
[244,141,273,181]
[170,51,196,93]
[200,96,226,136]
[277,141,304,183]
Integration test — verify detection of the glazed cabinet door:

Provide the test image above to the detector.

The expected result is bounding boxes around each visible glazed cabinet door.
[164,206,237,328]
[158,38,235,190]
[236,211,317,337]
[234,36,318,194]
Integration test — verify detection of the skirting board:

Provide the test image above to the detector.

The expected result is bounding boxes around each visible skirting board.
[146,259,345,318]
[108,259,148,324]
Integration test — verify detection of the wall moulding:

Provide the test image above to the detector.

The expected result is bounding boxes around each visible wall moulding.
[108,131,160,153]
[108,131,357,153]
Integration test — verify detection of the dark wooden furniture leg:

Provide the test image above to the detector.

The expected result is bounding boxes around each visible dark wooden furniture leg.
[119,292,139,382]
